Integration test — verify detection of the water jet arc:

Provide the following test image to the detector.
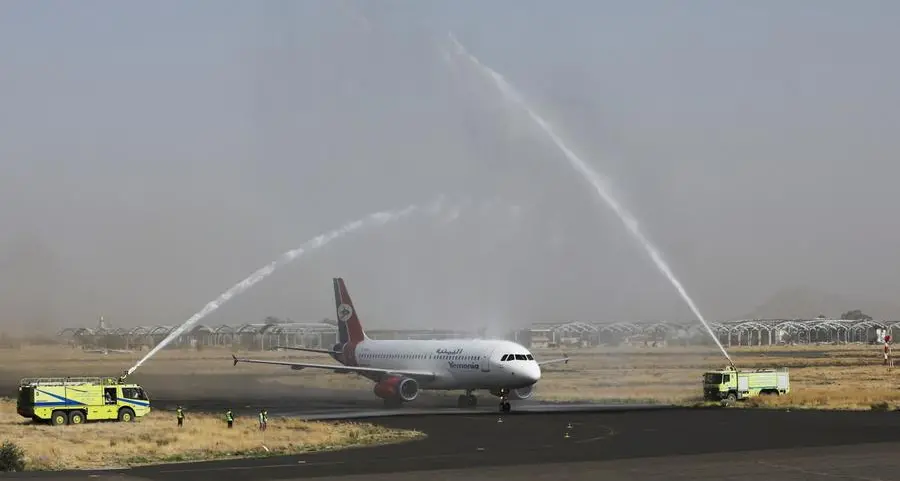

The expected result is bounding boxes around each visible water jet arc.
[125,196,450,377]
[446,32,734,367]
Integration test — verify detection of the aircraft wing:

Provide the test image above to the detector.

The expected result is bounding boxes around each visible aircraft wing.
[537,354,569,366]
[274,346,339,355]
[231,355,436,382]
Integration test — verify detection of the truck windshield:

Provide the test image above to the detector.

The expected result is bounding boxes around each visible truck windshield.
[704,373,723,384]
[122,387,148,400]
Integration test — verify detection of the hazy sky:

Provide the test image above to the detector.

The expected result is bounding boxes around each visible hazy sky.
[2,1,899,333]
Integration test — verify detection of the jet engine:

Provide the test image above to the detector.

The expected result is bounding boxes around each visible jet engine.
[373,376,419,403]
[490,385,535,400]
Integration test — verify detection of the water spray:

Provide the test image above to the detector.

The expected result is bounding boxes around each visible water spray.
[445,32,735,368]
[125,195,452,378]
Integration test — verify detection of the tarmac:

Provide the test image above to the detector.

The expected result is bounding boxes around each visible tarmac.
[7,398,900,481]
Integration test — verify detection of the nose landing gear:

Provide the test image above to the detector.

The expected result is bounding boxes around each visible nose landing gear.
[497,388,511,413]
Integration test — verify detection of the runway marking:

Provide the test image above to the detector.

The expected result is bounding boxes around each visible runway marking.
[158,451,492,474]
[160,461,344,473]
[573,425,617,444]
[758,460,888,481]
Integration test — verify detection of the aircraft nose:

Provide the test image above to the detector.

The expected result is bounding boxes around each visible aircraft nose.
[523,363,541,384]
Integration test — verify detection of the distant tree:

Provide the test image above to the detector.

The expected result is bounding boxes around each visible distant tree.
[816,314,827,319]
[840,309,873,321]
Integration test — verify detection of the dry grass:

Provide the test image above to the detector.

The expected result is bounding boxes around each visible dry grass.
[0,398,423,471]
[530,344,900,410]
[0,345,371,386]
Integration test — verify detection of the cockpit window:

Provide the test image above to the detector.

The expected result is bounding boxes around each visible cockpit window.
[526,354,534,360]
[515,354,527,361]
[500,354,508,361]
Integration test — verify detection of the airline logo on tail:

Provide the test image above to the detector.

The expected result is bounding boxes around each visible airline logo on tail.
[337,304,354,322]
[333,277,367,344]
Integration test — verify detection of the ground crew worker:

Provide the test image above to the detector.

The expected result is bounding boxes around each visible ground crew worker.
[884,336,893,366]
[176,406,185,427]
[225,409,234,428]
[258,409,267,431]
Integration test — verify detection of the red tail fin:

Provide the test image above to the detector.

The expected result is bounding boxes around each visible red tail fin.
[333,278,368,343]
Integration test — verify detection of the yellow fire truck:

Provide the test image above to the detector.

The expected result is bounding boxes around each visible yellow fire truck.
[702,365,790,403]
[16,376,151,426]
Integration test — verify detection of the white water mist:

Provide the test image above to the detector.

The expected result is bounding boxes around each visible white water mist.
[446,33,733,366]
[126,196,450,376]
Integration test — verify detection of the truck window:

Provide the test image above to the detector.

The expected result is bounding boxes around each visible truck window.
[122,387,148,401]
[704,373,723,384]
[723,374,731,383]
[104,387,117,405]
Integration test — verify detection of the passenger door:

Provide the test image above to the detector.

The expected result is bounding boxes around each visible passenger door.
[480,349,492,373]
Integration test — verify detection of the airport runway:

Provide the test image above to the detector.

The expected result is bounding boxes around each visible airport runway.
[149,390,670,420]
[9,406,900,480]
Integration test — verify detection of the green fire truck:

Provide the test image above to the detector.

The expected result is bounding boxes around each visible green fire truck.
[702,366,790,403]
[17,376,151,426]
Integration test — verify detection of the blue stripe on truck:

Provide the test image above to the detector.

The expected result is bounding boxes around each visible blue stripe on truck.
[35,389,86,406]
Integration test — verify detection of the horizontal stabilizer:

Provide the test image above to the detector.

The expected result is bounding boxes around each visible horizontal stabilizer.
[274,346,341,355]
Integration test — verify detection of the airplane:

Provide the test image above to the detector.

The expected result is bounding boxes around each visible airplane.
[232,277,569,412]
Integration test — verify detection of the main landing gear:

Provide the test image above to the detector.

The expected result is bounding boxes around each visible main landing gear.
[457,390,478,408]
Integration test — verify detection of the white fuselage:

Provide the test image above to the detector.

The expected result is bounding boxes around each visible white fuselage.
[352,338,541,390]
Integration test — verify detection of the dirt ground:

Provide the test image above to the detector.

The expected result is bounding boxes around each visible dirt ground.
[0,397,421,471]
[1,343,898,411]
